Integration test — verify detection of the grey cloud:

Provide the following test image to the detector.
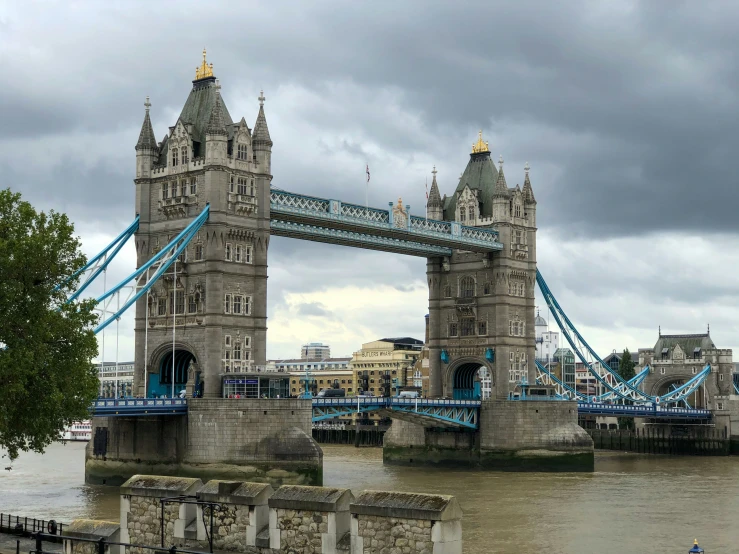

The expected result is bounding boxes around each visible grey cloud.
[296,302,333,317]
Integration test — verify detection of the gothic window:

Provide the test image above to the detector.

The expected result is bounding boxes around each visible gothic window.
[190,179,197,195]
[460,276,475,298]
[468,203,476,221]
[460,318,475,337]
[225,243,232,261]
[449,322,458,337]
[237,144,248,160]
[181,146,189,165]
[195,244,203,261]
[225,335,232,348]
[157,297,167,316]
[509,351,525,383]
[233,340,242,360]
[233,295,242,314]
[170,182,177,198]
[443,284,452,298]
[244,296,251,315]
[176,291,185,314]
[162,183,169,200]
[250,179,255,196]
[459,207,466,222]
[515,203,521,218]
[243,336,251,348]
[235,245,242,262]
[229,175,235,193]
[172,148,178,167]
[188,295,196,314]
[478,321,487,335]
[253,152,257,164]
[237,177,247,195]
[245,246,253,264]
[483,282,491,295]
[224,294,232,314]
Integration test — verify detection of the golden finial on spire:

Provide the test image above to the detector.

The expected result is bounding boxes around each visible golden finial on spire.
[471,130,490,154]
[195,48,214,80]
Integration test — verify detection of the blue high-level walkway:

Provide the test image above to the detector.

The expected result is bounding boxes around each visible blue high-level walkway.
[89,397,712,424]
[269,190,503,257]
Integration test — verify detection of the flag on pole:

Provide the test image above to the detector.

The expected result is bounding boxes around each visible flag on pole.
[366,164,370,183]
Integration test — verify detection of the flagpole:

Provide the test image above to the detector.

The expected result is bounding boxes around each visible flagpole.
[425,176,428,223]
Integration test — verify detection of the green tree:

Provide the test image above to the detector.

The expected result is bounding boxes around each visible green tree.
[0,189,99,461]
[617,348,636,430]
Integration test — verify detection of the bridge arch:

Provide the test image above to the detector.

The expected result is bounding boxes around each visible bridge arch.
[147,342,198,398]
[648,375,706,408]
[444,357,493,400]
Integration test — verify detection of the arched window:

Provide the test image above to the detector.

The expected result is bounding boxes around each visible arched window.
[515,203,521,218]
[459,207,466,222]
[460,276,475,298]
[172,148,178,166]
[468,203,475,221]
[181,146,189,165]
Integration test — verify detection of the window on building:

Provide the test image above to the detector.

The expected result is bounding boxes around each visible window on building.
[244,246,253,264]
[460,207,466,222]
[460,276,475,298]
[157,297,166,316]
[515,203,521,218]
[181,146,188,165]
[174,291,185,314]
[190,179,197,195]
[478,321,487,335]
[172,149,178,166]
[250,179,255,196]
[720,373,724,381]
[237,144,247,160]
[224,294,231,314]
[233,295,242,314]
[692,367,697,375]
[449,322,458,337]
[660,367,665,375]
[225,243,232,261]
[235,245,242,262]
[170,182,177,198]
[443,284,451,298]
[188,295,196,313]
[244,296,251,315]
[238,177,247,195]
[718,402,724,410]
[163,183,169,199]
[460,318,475,337]
[195,244,203,261]
[233,340,242,360]
[483,283,491,295]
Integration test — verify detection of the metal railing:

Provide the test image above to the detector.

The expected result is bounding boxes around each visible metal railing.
[0,513,64,538]
[29,531,215,554]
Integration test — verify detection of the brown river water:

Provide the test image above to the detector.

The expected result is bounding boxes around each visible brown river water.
[1,442,738,553]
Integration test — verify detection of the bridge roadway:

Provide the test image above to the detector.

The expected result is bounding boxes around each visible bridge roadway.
[91,398,712,427]
[269,189,504,257]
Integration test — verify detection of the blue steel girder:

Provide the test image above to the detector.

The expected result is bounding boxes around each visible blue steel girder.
[91,398,187,416]
[271,219,452,257]
[270,189,503,254]
[576,402,711,420]
[311,397,481,428]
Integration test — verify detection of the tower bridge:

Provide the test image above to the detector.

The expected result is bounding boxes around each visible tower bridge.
[80,53,738,485]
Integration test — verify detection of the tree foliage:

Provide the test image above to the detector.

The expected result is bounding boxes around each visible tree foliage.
[0,189,99,461]
[618,348,636,381]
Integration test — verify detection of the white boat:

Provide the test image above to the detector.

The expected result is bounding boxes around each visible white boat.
[60,420,92,441]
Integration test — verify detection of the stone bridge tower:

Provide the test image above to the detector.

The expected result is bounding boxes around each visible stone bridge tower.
[132,51,272,398]
[427,132,537,399]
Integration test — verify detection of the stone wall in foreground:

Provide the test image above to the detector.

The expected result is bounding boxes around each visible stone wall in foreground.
[62,475,462,554]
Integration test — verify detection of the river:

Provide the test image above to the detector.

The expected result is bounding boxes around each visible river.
[1,442,738,552]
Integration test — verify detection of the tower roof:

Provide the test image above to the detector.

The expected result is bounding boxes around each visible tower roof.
[428,166,442,208]
[535,314,548,327]
[443,130,498,220]
[135,96,157,151]
[253,90,272,145]
[493,155,508,197]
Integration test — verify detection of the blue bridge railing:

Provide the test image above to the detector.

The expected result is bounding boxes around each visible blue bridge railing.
[92,398,187,416]
[576,402,711,419]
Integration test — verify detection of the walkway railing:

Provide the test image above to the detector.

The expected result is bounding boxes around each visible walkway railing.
[577,402,711,419]
[92,398,187,416]
[270,189,503,253]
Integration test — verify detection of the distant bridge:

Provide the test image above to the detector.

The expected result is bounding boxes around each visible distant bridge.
[90,397,712,425]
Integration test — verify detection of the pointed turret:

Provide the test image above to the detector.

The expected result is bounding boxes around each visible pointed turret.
[428,166,443,220]
[135,97,158,179]
[206,89,227,136]
[522,162,536,204]
[252,90,272,145]
[136,96,157,151]
[253,90,273,173]
[493,154,508,197]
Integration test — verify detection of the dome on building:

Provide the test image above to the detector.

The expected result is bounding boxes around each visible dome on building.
[535,314,548,327]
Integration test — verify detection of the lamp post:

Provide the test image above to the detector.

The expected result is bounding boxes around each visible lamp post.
[689,539,704,553]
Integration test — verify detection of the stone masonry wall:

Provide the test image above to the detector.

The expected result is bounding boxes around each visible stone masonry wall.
[274,509,328,553]
[353,515,433,554]
[125,495,180,553]
[197,504,251,552]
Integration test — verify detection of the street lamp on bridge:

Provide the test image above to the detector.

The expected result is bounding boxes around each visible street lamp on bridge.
[688,539,704,553]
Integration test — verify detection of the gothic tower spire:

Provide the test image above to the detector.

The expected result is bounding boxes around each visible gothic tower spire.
[493,154,508,197]
[427,166,443,220]
[252,90,272,145]
[522,162,536,204]
[135,96,157,151]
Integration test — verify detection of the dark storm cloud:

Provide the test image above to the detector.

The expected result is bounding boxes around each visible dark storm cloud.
[5,0,739,236]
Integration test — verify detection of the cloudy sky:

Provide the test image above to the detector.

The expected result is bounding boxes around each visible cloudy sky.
[3,0,739,363]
